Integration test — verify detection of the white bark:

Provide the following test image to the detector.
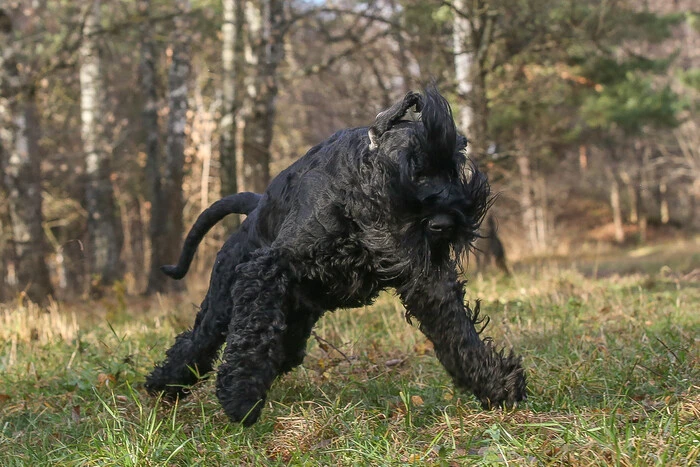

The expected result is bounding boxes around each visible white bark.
[241,0,285,193]
[453,0,473,136]
[81,0,123,290]
[609,174,625,243]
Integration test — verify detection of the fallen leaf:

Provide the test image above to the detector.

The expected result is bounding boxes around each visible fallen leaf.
[410,395,424,407]
[71,405,81,423]
[0,394,10,403]
[403,453,422,463]
[97,373,116,388]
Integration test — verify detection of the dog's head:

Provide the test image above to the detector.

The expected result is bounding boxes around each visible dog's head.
[367,87,491,266]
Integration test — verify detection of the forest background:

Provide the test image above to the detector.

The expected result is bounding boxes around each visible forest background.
[0,0,699,303]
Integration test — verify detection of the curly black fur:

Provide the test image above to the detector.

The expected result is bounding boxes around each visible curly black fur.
[145,87,526,425]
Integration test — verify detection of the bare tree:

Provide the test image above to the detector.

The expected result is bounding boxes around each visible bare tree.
[81,0,123,293]
[0,9,54,303]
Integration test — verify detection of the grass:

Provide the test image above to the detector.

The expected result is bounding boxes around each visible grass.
[1,257,699,465]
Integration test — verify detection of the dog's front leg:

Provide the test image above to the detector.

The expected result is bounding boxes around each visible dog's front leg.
[215,248,289,425]
[400,278,526,409]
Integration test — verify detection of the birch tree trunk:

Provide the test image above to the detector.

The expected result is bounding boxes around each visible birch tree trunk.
[659,180,670,225]
[0,9,53,303]
[618,170,637,224]
[453,0,474,141]
[145,0,191,293]
[452,0,493,157]
[219,0,246,229]
[1,96,54,303]
[606,168,625,244]
[220,0,245,196]
[241,0,285,193]
[156,0,191,293]
[81,0,123,293]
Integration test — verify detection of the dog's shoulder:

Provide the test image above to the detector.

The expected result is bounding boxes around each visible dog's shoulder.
[299,127,372,166]
[268,127,371,190]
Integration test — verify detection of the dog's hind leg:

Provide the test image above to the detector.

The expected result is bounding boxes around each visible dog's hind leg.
[215,248,291,425]
[144,291,231,399]
[400,277,527,409]
[146,229,255,400]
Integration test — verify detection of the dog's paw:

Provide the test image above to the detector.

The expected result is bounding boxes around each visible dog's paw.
[475,349,527,410]
[219,397,265,426]
[144,379,191,401]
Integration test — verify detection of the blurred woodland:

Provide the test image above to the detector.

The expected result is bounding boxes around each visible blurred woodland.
[0,0,698,303]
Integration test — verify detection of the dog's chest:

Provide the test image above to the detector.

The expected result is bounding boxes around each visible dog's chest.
[293,242,385,309]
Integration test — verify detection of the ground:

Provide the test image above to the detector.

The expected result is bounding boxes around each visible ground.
[0,239,699,466]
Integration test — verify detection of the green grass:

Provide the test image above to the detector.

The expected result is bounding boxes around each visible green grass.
[1,261,699,466]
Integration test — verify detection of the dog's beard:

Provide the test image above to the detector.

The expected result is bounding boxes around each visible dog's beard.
[399,221,471,281]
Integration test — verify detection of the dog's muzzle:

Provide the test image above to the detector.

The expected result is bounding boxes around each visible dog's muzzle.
[427,213,455,238]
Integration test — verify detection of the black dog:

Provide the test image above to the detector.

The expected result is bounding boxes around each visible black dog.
[473,215,511,276]
[145,88,526,425]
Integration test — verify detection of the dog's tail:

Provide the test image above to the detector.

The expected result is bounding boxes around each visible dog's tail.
[161,192,262,280]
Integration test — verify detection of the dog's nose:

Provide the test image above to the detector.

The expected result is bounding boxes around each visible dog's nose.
[428,214,455,234]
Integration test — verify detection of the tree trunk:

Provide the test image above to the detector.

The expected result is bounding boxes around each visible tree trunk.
[619,170,638,224]
[1,95,54,303]
[452,1,493,157]
[534,175,548,252]
[453,0,473,137]
[638,216,647,244]
[139,0,167,293]
[0,10,53,303]
[220,0,246,229]
[515,146,540,254]
[0,200,11,303]
[147,0,191,294]
[81,0,123,294]
[691,180,700,229]
[241,0,285,193]
[607,170,625,244]
[579,145,588,171]
[469,61,489,158]
[659,179,670,225]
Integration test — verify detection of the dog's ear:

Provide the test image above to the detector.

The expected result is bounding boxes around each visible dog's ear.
[368,91,423,150]
[420,86,459,168]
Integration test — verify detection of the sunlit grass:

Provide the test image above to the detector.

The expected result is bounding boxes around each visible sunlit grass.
[1,260,699,465]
